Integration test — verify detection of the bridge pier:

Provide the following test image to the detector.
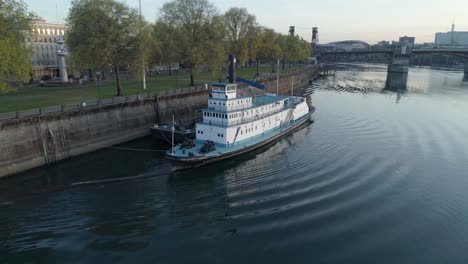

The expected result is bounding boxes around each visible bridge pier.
[387,55,410,74]
[385,71,408,91]
[386,54,410,90]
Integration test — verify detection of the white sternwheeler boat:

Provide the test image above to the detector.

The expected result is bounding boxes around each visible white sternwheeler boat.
[166,82,315,171]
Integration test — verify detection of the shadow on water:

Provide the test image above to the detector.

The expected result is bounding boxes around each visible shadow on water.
[0,136,170,201]
[170,122,314,181]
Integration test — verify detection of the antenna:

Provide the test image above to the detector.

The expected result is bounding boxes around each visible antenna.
[451,21,456,46]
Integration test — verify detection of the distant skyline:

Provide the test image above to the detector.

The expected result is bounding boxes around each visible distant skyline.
[24,0,468,44]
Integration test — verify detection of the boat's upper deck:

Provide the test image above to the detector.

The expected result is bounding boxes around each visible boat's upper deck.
[206,94,290,113]
[201,94,305,128]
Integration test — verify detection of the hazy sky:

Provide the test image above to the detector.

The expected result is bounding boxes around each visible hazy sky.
[25,0,468,44]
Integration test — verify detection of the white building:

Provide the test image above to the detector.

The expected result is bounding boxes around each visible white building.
[27,18,69,79]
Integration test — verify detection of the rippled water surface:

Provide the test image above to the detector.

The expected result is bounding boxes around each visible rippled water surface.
[1,64,468,263]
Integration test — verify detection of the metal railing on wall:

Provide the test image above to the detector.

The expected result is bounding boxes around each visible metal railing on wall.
[253,65,318,82]
[0,86,210,121]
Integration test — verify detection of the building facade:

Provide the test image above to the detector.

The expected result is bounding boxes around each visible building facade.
[28,18,68,79]
[377,40,391,47]
[322,40,370,52]
[435,31,468,46]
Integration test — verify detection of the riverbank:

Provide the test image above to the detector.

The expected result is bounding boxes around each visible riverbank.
[0,65,305,114]
[0,66,319,179]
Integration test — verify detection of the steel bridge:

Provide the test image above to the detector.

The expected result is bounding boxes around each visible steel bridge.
[318,47,468,79]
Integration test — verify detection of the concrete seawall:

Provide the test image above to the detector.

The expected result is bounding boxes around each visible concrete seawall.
[0,66,319,179]
[258,66,319,94]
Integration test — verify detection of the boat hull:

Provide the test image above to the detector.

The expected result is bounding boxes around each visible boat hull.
[167,107,315,171]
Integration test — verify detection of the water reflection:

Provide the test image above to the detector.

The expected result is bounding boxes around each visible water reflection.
[0,137,169,201]
[385,72,408,92]
[384,72,408,103]
[3,63,468,263]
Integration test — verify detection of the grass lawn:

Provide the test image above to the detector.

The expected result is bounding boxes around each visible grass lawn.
[0,65,304,113]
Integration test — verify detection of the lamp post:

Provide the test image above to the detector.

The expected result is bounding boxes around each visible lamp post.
[139,0,146,90]
[96,71,101,103]
[176,64,179,89]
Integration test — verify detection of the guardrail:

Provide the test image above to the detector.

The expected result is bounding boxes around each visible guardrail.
[0,86,210,121]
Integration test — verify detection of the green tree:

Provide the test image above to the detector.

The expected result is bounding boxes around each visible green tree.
[299,38,312,61]
[67,0,150,96]
[246,24,261,68]
[256,28,281,74]
[151,22,181,75]
[158,0,223,86]
[0,0,32,93]
[223,7,256,65]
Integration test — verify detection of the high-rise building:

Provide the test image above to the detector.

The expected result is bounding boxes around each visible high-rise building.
[435,31,468,46]
[27,18,68,79]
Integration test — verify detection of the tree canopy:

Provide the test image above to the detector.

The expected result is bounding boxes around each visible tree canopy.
[223,7,256,65]
[157,0,224,86]
[0,0,33,93]
[67,0,150,96]
[150,0,312,83]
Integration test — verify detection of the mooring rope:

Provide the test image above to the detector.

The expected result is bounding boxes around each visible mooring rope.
[71,173,167,187]
[69,140,169,153]
[103,146,168,152]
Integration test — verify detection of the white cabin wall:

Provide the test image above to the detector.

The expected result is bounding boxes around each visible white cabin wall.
[292,101,309,121]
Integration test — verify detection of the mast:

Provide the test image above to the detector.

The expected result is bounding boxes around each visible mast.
[171,114,175,155]
[291,76,294,96]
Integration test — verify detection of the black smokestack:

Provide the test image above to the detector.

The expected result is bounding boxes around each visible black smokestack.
[228,55,236,83]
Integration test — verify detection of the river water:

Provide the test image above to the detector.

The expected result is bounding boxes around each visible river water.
[1,64,468,263]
